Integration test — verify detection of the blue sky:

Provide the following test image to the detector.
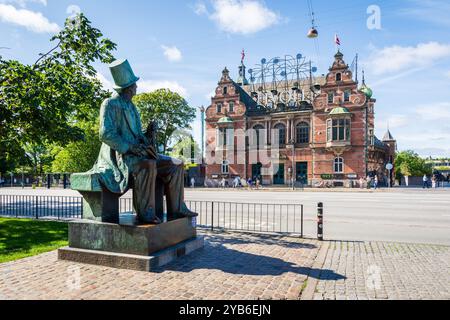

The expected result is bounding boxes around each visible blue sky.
[1,0,450,157]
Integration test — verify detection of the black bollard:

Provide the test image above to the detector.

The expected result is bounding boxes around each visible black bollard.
[63,174,68,189]
[318,202,324,241]
[47,174,51,189]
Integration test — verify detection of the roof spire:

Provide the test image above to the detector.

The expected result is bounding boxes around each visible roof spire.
[360,70,373,98]
[383,125,395,142]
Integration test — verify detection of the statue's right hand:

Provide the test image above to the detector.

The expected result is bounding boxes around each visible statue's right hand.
[129,144,147,157]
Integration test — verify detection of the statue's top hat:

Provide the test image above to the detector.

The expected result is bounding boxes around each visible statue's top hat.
[109,59,140,90]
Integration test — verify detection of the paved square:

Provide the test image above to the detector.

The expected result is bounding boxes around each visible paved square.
[0,232,320,300]
[312,241,450,300]
[1,231,449,300]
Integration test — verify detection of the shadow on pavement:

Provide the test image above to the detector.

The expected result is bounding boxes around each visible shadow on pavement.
[158,233,346,280]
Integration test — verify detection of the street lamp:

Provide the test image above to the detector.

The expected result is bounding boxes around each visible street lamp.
[199,106,206,165]
[289,139,295,190]
[386,163,393,188]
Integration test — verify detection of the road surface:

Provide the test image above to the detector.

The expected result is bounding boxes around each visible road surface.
[1,187,449,245]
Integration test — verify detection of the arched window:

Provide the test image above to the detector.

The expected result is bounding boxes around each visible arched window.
[336,73,342,82]
[334,157,344,173]
[223,86,228,95]
[296,122,310,144]
[218,128,227,147]
[253,125,265,149]
[344,90,351,102]
[229,101,235,113]
[217,103,222,113]
[328,92,334,104]
[221,160,229,174]
[273,123,286,146]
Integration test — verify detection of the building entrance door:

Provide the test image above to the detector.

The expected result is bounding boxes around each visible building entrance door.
[252,163,262,180]
[273,164,285,185]
[296,162,308,185]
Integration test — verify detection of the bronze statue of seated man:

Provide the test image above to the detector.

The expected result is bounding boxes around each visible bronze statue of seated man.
[90,59,197,225]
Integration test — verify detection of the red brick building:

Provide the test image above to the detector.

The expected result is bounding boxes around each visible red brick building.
[205,51,396,187]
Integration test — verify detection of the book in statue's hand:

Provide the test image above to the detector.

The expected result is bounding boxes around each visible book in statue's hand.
[146,121,158,148]
[145,145,158,160]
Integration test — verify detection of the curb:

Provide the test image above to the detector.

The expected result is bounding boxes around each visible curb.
[300,241,330,300]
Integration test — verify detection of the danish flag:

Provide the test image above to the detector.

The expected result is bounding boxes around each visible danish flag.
[335,34,341,46]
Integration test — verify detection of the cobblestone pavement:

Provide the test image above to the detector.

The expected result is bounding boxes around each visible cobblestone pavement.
[1,233,449,300]
[311,241,450,300]
[0,232,321,300]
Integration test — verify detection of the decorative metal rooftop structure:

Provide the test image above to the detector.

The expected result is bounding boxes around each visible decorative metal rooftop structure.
[245,54,320,113]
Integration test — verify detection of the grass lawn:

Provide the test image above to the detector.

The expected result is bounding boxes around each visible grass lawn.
[0,218,68,263]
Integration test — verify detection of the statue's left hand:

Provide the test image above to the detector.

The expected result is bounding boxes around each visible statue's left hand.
[145,145,158,160]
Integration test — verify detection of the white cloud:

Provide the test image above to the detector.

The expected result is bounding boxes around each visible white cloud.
[161,45,182,62]
[96,72,189,98]
[96,73,188,97]
[139,80,188,97]
[96,72,114,92]
[376,114,409,130]
[0,0,47,7]
[366,42,450,76]
[415,102,450,121]
[0,3,59,33]
[197,0,281,35]
[66,4,81,17]
[193,1,208,15]
[205,90,216,100]
[400,0,450,27]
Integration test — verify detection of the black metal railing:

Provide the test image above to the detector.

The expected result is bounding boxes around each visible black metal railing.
[0,195,304,236]
[0,195,83,220]
[186,200,303,236]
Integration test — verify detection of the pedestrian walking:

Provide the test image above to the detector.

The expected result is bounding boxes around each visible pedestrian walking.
[432,176,437,189]
[233,176,241,188]
[373,175,379,190]
[423,175,429,189]
[366,175,372,190]
[190,177,196,188]
[220,178,226,189]
[359,177,365,189]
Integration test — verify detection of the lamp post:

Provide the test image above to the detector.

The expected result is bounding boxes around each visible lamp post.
[386,163,393,188]
[199,106,206,165]
[289,139,295,190]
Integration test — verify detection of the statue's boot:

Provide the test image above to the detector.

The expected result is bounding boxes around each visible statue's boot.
[176,203,199,218]
[137,209,162,225]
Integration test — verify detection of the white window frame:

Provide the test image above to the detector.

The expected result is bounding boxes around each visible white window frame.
[221,160,230,174]
[334,157,344,173]
[229,101,235,113]
[344,90,351,102]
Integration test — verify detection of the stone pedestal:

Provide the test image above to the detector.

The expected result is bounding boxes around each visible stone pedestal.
[58,218,204,272]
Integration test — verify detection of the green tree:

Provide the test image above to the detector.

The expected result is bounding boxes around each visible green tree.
[23,143,54,175]
[133,89,196,153]
[0,13,116,175]
[395,150,432,180]
[168,132,201,165]
[51,122,102,173]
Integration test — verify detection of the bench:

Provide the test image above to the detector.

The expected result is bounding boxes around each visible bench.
[71,172,165,224]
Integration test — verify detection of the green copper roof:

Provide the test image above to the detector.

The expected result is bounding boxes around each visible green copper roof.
[329,107,351,115]
[360,84,373,98]
[218,116,233,124]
